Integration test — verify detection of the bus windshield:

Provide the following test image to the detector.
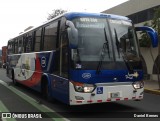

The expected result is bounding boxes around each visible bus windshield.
[70,17,140,70]
[109,19,140,62]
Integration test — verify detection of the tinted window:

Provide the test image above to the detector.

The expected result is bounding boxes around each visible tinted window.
[14,39,18,54]
[43,22,58,51]
[7,41,13,54]
[18,37,23,53]
[25,32,33,53]
[34,28,42,51]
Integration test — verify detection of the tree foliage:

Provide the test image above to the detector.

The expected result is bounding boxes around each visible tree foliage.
[152,7,160,40]
[140,7,160,47]
[139,23,151,47]
[47,9,67,20]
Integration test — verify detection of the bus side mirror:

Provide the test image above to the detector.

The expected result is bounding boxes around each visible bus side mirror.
[66,20,78,49]
[135,26,158,48]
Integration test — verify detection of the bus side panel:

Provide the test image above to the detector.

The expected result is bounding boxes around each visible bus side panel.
[7,54,21,79]
[49,74,69,104]
[7,51,70,104]
[14,51,55,91]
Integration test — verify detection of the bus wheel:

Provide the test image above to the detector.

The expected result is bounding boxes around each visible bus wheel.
[41,80,52,102]
[12,70,17,85]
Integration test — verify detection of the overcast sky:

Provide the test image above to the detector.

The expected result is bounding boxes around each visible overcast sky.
[0,0,128,49]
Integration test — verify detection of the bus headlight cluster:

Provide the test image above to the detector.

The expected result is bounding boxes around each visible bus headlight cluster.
[132,81,144,89]
[71,81,95,93]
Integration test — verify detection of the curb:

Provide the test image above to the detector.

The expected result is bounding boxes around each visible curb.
[144,88,160,95]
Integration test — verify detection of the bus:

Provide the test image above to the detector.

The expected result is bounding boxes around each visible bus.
[6,12,158,105]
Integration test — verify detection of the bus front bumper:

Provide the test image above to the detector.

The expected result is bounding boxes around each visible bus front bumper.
[69,82,144,105]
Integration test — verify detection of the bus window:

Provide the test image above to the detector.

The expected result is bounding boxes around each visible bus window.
[26,33,33,53]
[34,28,42,52]
[7,41,12,54]
[18,37,23,53]
[23,35,27,52]
[61,32,68,78]
[14,39,18,54]
[11,41,15,54]
[43,22,58,51]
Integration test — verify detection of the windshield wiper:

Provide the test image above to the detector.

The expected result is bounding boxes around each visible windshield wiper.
[114,28,134,73]
[114,29,120,58]
[96,28,110,74]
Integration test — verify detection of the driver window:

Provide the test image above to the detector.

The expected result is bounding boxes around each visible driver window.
[61,32,68,78]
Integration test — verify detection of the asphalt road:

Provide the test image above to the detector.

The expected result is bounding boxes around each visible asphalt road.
[0,68,160,121]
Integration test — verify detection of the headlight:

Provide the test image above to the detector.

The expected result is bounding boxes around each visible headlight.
[71,81,95,93]
[84,86,95,93]
[133,81,144,89]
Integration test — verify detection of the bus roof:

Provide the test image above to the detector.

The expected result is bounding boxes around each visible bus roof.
[64,12,131,21]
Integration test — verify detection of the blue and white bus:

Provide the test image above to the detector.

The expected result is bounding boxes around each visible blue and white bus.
[7,12,158,105]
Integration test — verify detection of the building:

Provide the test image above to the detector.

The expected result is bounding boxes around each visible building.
[2,46,7,64]
[102,0,160,80]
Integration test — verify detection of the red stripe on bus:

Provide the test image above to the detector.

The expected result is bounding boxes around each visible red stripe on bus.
[97,100,102,102]
[76,101,82,103]
[116,98,120,101]
[124,98,128,100]
[87,100,93,103]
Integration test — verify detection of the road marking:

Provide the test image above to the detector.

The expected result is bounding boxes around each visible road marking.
[0,101,16,121]
[0,80,70,121]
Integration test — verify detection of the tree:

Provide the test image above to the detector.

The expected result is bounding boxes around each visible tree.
[47,9,67,20]
[151,7,160,39]
[139,7,160,47]
[139,22,151,47]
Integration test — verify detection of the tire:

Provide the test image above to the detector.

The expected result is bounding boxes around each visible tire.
[12,70,18,85]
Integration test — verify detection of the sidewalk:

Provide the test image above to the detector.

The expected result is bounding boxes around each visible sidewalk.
[144,80,160,95]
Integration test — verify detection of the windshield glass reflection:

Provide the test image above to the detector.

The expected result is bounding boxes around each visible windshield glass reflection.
[109,19,140,62]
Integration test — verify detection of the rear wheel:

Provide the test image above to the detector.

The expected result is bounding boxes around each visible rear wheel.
[12,70,17,85]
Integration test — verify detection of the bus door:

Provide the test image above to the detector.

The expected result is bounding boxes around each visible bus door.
[53,17,69,104]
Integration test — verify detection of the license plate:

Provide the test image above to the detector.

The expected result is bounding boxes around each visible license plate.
[111,92,120,98]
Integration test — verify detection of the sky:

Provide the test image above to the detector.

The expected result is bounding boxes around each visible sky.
[0,0,128,49]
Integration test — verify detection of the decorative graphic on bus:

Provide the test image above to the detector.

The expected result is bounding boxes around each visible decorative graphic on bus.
[125,72,139,79]
[41,56,46,68]
[82,73,91,79]
[14,53,42,87]
[15,54,36,81]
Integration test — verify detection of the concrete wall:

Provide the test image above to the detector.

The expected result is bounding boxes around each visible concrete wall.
[103,0,160,16]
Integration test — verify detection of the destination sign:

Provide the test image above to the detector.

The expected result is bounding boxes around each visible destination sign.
[76,22,105,28]
[109,19,132,26]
